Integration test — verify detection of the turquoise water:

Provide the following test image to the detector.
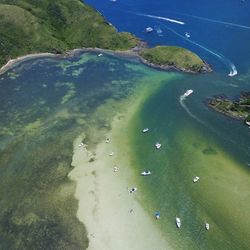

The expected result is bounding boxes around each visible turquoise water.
[0,1,250,248]
[0,53,163,249]
[128,74,250,249]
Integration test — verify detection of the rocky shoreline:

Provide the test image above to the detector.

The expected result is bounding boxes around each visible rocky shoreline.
[208,92,250,126]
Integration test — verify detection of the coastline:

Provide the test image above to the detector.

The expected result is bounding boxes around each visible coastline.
[0,46,212,77]
[0,52,56,76]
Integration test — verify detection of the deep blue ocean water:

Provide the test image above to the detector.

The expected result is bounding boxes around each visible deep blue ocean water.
[86,0,250,73]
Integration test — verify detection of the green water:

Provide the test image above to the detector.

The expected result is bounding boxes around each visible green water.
[128,75,250,249]
[0,52,176,249]
[0,53,249,249]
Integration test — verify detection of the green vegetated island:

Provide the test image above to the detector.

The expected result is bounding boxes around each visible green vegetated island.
[0,0,211,73]
[209,92,250,125]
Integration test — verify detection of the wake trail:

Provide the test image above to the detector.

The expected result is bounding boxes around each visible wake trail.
[174,12,250,30]
[179,95,205,125]
[135,13,185,25]
[159,23,238,76]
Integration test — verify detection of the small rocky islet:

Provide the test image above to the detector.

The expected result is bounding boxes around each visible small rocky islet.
[208,91,250,125]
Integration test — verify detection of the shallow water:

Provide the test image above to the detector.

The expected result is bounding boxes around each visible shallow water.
[0,1,250,249]
[0,52,170,249]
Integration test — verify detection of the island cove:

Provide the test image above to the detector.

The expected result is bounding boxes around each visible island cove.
[0,0,211,75]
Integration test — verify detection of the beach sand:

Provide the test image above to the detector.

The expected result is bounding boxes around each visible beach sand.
[0,53,55,75]
[69,112,171,250]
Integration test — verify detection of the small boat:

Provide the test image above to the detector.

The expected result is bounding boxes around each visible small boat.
[98,53,103,57]
[205,223,210,230]
[109,152,114,156]
[78,142,84,147]
[176,217,181,228]
[129,187,137,193]
[155,211,160,220]
[183,89,194,97]
[105,138,110,143]
[141,170,151,176]
[245,121,250,126]
[193,176,200,183]
[142,128,149,133]
[185,32,190,38]
[155,142,162,149]
[145,27,153,33]
[113,166,118,172]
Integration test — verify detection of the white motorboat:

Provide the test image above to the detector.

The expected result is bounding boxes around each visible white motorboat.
[176,217,181,228]
[113,166,118,172]
[142,128,149,133]
[155,142,162,149]
[98,53,103,57]
[145,27,153,32]
[78,142,84,147]
[129,187,137,193]
[109,152,114,156]
[205,223,210,230]
[141,170,151,176]
[193,176,200,183]
[183,89,194,97]
[185,32,190,38]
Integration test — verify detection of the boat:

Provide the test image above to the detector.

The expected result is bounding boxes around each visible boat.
[176,217,181,228]
[155,142,162,149]
[113,166,118,172]
[109,152,114,156]
[183,89,194,97]
[156,27,163,36]
[245,121,250,126]
[205,223,210,230]
[142,128,149,133]
[185,32,190,38]
[193,176,200,183]
[129,187,137,193]
[155,211,160,220]
[78,142,84,147]
[98,53,103,57]
[141,170,151,176]
[105,138,110,143]
[145,27,153,33]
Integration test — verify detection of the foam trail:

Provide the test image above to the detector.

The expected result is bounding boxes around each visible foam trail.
[137,13,185,25]
[228,64,238,77]
[179,95,205,125]
[175,12,250,30]
[160,23,237,76]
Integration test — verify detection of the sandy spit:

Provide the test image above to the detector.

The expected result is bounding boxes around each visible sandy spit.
[69,113,171,250]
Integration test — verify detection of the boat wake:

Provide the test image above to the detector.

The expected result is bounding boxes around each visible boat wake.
[228,64,238,77]
[179,95,205,125]
[175,12,250,30]
[159,24,238,76]
[136,13,185,25]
